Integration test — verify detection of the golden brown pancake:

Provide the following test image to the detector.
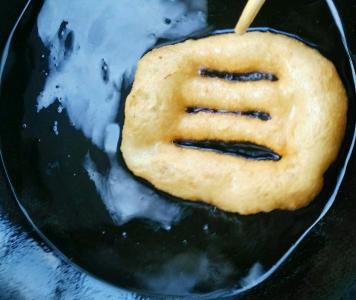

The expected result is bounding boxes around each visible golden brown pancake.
[121,31,348,214]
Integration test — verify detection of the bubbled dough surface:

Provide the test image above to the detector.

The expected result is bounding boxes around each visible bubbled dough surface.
[121,31,348,214]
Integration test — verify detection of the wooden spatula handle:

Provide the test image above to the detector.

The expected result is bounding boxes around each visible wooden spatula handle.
[235,0,266,35]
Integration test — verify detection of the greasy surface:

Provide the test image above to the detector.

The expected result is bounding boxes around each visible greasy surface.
[1,0,356,299]
[121,31,348,214]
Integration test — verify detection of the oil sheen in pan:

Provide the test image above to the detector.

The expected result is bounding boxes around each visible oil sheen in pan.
[0,0,355,298]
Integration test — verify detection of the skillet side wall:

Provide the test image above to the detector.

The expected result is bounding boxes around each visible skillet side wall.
[0,0,355,299]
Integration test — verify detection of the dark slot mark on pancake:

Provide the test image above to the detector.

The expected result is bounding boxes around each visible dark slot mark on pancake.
[199,68,278,82]
[174,140,281,161]
[186,107,271,121]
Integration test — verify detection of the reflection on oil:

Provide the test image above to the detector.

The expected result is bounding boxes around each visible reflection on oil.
[36,0,207,148]
[36,0,207,229]
[1,0,353,297]
[84,154,182,228]
[0,209,265,297]
[138,251,234,294]
[0,212,140,299]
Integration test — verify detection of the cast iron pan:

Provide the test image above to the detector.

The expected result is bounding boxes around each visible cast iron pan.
[0,0,355,299]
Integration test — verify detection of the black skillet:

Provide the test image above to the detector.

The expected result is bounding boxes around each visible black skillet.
[0,0,355,299]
